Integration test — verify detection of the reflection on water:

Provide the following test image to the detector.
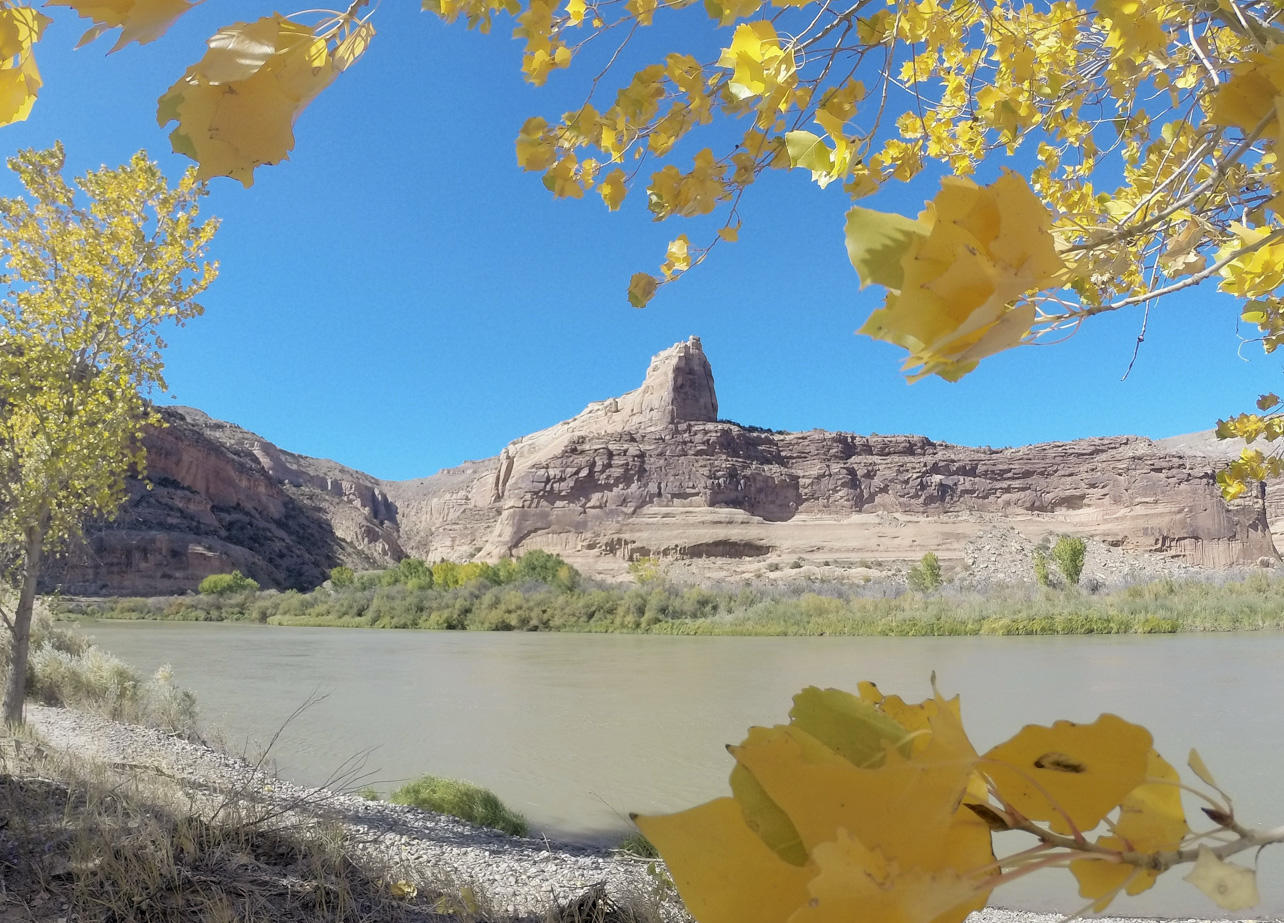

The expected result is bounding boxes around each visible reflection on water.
[80,620,1284,919]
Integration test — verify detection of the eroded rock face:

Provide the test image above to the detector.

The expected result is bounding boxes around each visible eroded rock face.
[387,337,1276,574]
[45,337,1278,594]
[49,409,400,596]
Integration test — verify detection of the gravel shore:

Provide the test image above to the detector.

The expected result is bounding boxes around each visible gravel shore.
[22,704,1273,923]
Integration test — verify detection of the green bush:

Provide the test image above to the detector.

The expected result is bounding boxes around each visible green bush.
[1052,536,1086,586]
[389,775,528,836]
[198,570,259,595]
[328,565,355,588]
[906,552,943,592]
[616,831,660,858]
[1033,550,1050,587]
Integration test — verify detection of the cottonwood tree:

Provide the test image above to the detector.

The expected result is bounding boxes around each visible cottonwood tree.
[0,144,217,725]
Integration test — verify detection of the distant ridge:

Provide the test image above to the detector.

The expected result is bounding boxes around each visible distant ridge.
[48,338,1278,594]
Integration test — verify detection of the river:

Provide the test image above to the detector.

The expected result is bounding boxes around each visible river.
[76,620,1284,918]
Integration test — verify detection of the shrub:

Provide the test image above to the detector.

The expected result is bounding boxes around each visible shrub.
[617,831,660,858]
[328,565,354,588]
[198,570,259,595]
[906,553,943,592]
[389,775,528,836]
[1033,550,1050,587]
[629,557,661,585]
[1052,536,1086,586]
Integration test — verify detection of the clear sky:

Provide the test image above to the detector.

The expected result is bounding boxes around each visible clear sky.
[0,3,1275,480]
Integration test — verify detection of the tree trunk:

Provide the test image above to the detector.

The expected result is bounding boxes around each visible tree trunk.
[3,520,45,727]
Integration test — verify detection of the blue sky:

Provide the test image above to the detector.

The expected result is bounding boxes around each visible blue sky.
[0,3,1275,480]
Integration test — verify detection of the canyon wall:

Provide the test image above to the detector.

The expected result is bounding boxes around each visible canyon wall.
[49,337,1276,594]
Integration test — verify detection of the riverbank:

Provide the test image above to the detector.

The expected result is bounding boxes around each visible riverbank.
[59,571,1284,636]
[6,703,679,922]
[3,704,1266,923]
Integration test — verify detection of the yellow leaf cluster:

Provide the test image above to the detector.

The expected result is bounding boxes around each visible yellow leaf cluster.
[636,682,1234,923]
[853,171,1063,381]
[157,16,374,187]
[1218,224,1284,299]
[634,684,993,923]
[48,0,194,51]
[717,22,796,113]
[0,7,49,127]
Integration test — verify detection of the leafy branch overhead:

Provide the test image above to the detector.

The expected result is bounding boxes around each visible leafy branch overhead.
[634,681,1282,922]
[10,0,1284,491]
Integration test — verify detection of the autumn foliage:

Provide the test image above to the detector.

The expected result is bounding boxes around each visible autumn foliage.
[4,2,1284,916]
[8,1,1284,495]
[635,681,1276,921]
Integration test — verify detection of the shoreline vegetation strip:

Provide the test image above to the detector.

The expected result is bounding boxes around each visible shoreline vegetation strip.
[52,552,1284,637]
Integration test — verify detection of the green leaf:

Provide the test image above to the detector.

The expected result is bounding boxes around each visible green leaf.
[788,686,911,768]
[728,761,808,866]
[843,205,925,290]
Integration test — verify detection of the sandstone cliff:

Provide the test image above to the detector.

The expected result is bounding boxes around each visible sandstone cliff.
[50,408,402,596]
[386,337,1276,577]
[49,337,1277,594]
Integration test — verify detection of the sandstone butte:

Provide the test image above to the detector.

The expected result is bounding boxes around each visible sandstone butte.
[50,337,1279,595]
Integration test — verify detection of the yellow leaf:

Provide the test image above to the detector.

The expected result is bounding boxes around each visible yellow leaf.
[598,168,626,210]
[856,171,1061,381]
[785,130,834,184]
[565,0,587,24]
[1187,748,1220,790]
[516,116,557,171]
[982,713,1152,836]
[627,272,657,307]
[389,879,418,899]
[0,6,48,60]
[632,798,814,923]
[716,22,795,102]
[717,223,740,242]
[662,234,691,277]
[791,831,983,923]
[0,7,50,126]
[843,206,927,291]
[49,0,195,51]
[1184,846,1260,911]
[732,691,993,923]
[333,20,376,72]
[158,16,344,187]
[1069,750,1188,910]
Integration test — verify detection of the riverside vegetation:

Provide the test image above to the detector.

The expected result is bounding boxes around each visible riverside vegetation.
[58,549,1284,637]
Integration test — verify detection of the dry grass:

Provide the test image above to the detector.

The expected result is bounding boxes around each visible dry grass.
[0,722,676,923]
[0,724,445,922]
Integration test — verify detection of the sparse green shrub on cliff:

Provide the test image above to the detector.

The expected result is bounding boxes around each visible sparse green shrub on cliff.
[629,556,662,585]
[1033,550,1050,587]
[1052,536,1086,586]
[389,775,528,836]
[906,553,943,593]
[198,571,259,595]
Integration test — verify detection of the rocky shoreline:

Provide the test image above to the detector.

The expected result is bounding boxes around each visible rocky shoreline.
[19,704,1274,923]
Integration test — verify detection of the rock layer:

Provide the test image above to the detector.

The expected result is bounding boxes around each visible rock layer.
[49,337,1278,594]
